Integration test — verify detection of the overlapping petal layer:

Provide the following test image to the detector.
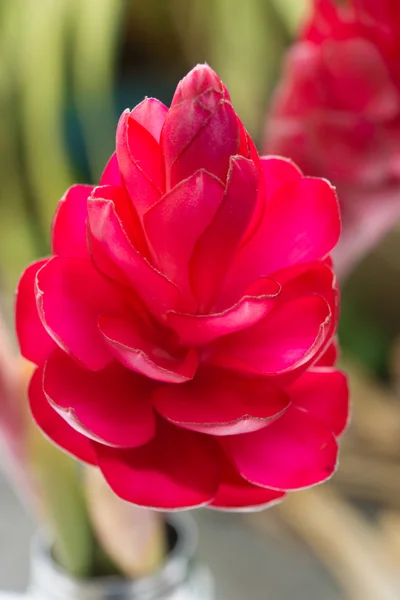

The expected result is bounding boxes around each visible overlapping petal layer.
[29,366,97,465]
[36,257,127,371]
[210,456,286,511]
[43,350,156,447]
[94,420,221,510]
[153,368,290,436]
[223,406,338,491]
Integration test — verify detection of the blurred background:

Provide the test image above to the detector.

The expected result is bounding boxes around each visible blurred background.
[2,0,400,598]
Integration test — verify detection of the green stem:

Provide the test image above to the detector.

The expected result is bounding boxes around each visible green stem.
[29,428,94,578]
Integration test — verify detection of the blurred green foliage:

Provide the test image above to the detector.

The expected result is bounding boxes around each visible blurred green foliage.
[339,297,394,381]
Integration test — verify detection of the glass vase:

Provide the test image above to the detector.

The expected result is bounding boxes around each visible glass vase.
[23,514,213,600]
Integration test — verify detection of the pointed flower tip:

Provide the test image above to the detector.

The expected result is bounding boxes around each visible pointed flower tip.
[172,64,229,105]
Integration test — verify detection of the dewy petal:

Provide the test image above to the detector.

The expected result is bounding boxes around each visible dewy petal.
[190,156,260,307]
[100,153,122,187]
[143,170,224,295]
[230,177,341,288]
[260,156,303,199]
[87,196,179,318]
[222,406,338,491]
[212,295,332,382]
[210,455,285,511]
[94,419,221,510]
[288,368,349,436]
[116,110,163,216]
[99,315,198,384]
[36,257,127,371]
[167,278,281,347]
[131,98,168,142]
[43,350,156,448]
[153,368,290,436]
[161,66,239,189]
[16,260,57,365]
[29,366,97,465]
[51,185,94,259]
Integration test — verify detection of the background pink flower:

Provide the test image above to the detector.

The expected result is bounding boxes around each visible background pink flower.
[16,64,348,511]
[265,0,400,277]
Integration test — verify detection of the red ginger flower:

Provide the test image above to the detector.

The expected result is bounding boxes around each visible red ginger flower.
[265,0,400,277]
[16,65,348,510]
